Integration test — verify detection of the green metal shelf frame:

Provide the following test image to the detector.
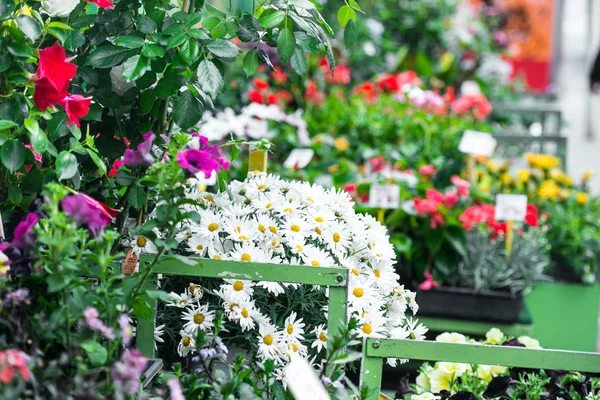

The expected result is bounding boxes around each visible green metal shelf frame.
[418,316,533,338]
[135,256,349,358]
[359,338,600,400]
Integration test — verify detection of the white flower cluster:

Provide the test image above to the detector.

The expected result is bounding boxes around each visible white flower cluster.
[170,174,426,370]
[197,103,310,145]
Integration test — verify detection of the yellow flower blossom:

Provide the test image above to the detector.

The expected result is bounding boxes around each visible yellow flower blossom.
[486,160,501,173]
[500,173,513,185]
[576,192,589,205]
[538,180,560,200]
[525,153,561,170]
[485,328,504,345]
[582,170,594,183]
[333,138,350,151]
[518,169,531,182]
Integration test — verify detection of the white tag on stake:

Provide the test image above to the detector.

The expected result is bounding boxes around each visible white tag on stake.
[368,183,401,209]
[458,130,497,157]
[283,148,314,169]
[283,358,330,400]
[495,194,528,221]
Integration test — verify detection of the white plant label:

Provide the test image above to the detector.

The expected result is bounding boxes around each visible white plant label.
[495,194,528,221]
[283,148,314,169]
[368,183,401,209]
[283,358,330,400]
[458,130,497,157]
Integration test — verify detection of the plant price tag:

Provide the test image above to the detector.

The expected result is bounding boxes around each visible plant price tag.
[495,194,528,221]
[368,183,401,209]
[283,358,330,400]
[284,148,314,169]
[248,145,267,173]
[458,130,497,157]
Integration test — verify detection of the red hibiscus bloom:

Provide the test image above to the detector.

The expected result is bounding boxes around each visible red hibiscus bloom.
[33,43,77,111]
[59,95,92,127]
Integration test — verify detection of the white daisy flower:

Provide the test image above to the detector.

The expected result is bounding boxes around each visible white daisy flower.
[280,214,313,238]
[257,281,286,296]
[282,311,306,343]
[195,209,225,240]
[182,304,215,335]
[187,234,211,256]
[131,235,158,255]
[177,330,196,357]
[311,324,328,353]
[229,242,264,263]
[256,323,284,363]
[300,245,334,267]
[220,279,254,302]
[405,318,428,341]
[167,291,195,308]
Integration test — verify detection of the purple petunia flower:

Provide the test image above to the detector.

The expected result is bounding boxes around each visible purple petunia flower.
[3,289,30,308]
[176,149,220,178]
[11,214,38,249]
[61,194,109,237]
[194,134,230,170]
[167,378,185,400]
[111,349,148,395]
[83,307,115,340]
[122,132,156,167]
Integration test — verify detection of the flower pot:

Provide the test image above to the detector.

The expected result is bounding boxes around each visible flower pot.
[416,286,524,323]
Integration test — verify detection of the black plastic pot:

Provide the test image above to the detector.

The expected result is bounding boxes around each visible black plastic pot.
[416,286,524,323]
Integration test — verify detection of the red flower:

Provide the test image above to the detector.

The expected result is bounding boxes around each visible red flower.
[248,89,263,104]
[276,89,292,104]
[79,193,118,223]
[253,78,269,91]
[0,350,30,384]
[109,159,124,178]
[419,272,439,291]
[443,87,456,104]
[325,64,351,85]
[525,204,538,227]
[266,92,281,105]
[353,82,378,102]
[426,189,445,204]
[451,175,471,197]
[396,70,421,87]
[88,0,114,7]
[444,191,459,208]
[59,95,92,127]
[33,43,76,111]
[305,80,324,106]
[377,74,399,92]
[270,66,288,84]
[369,155,386,172]
[419,164,437,176]
[451,93,493,120]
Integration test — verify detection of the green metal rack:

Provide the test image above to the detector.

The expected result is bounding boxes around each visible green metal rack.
[135,256,349,358]
[359,338,600,400]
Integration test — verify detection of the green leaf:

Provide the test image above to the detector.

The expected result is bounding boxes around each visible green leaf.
[85,149,107,175]
[48,112,69,140]
[203,17,227,39]
[291,0,316,9]
[1,140,25,172]
[86,45,129,68]
[0,0,15,20]
[277,27,295,62]
[206,39,240,58]
[259,10,285,29]
[56,151,78,181]
[0,132,7,146]
[290,47,307,75]
[25,117,48,154]
[205,3,226,19]
[0,120,17,130]
[127,186,147,209]
[179,38,200,64]
[81,340,108,367]
[337,5,356,28]
[187,28,210,39]
[0,55,9,72]
[47,21,73,30]
[242,50,260,76]
[8,186,21,204]
[344,19,358,48]
[63,30,86,51]
[121,55,151,82]
[423,225,443,254]
[114,170,135,186]
[142,44,165,58]
[197,59,222,97]
[16,16,41,41]
[115,36,146,48]
[348,0,364,13]
[173,90,203,130]
[167,31,187,49]
[444,225,467,257]
[133,299,153,320]
[138,15,157,34]
[184,12,203,28]
[22,169,43,193]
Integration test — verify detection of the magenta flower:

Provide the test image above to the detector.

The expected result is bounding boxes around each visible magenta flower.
[195,134,230,170]
[111,349,148,395]
[83,307,115,340]
[61,194,110,237]
[177,148,220,178]
[12,213,38,248]
[122,132,156,167]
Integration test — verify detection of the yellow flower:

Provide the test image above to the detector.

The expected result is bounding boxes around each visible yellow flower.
[576,192,589,205]
[525,153,561,170]
[500,173,513,185]
[582,170,594,183]
[486,160,501,173]
[475,155,488,164]
[559,189,571,200]
[477,365,507,382]
[0,252,10,279]
[328,164,339,174]
[538,180,560,200]
[485,328,504,345]
[518,169,531,182]
[517,336,541,349]
[312,134,326,144]
[333,137,350,151]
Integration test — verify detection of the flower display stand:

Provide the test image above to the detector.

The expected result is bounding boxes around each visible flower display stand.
[359,338,600,400]
[135,256,349,358]
[524,282,600,351]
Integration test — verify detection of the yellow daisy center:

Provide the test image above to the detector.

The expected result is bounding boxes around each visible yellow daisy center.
[287,324,294,334]
[291,224,301,232]
[136,237,147,247]
[410,332,417,340]
[374,269,381,278]
[241,253,251,262]
[208,222,219,232]
[269,226,277,234]
[311,260,320,267]
[352,268,359,276]
[333,233,341,243]
[205,194,213,201]
[315,216,324,223]
[196,245,203,251]
[241,308,249,318]
[213,254,221,260]
[238,235,249,241]
[291,343,298,352]
[257,184,266,190]
[283,207,293,213]
[319,332,327,342]
[295,245,303,252]
[258,224,266,233]
[182,337,191,346]
[362,324,372,334]
[194,313,205,324]
[179,299,187,305]
[353,288,365,298]
[315,227,322,235]
[233,281,244,291]
[265,203,272,209]
[263,335,273,345]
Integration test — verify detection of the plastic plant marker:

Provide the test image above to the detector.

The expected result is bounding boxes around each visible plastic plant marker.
[505,220,514,258]
[248,146,267,173]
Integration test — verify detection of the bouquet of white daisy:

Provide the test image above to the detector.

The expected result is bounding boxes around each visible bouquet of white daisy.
[153,173,426,378]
